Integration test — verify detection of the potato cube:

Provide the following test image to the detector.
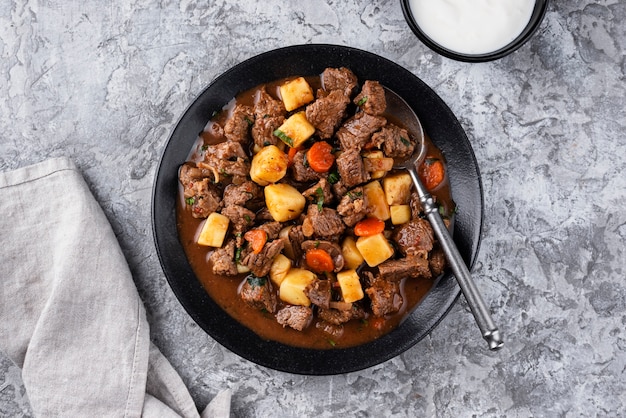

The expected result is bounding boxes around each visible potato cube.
[363,151,386,179]
[197,213,230,247]
[336,269,364,303]
[250,145,288,186]
[279,268,317,306]
[383,172,413,205]
[264,183,306,222]
[390,204,411,225]
[269,254,292,287]
[274,112,315,148]
[363,180,390,221]
[356,233,394,267]
[280,77,314,111]
[341,236,364,270]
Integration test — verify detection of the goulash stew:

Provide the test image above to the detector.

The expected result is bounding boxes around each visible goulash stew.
[177,67,455,349]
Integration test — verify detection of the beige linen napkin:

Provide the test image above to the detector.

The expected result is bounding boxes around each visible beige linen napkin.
[0,157,230,417]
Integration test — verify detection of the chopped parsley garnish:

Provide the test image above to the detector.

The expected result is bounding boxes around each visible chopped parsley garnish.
[302,151,309,168]
[273,129,294,147]
[347,190,362,200]
[425,157,439,165]
[328,339,336,347]
[201,144,209,151]
[328,171,340,184]
[400,137,411,147]
[315,187,324,212]
[235,246,242,263]
[244,116,254,126]
[185,197,195,206]
[246,275,266,287]
[244,214,252,223]
[357,96,368,106]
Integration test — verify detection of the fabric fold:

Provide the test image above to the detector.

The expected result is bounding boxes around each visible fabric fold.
[0,158,229,417]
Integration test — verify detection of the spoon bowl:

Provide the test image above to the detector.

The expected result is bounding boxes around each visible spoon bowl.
[384,86,504,351]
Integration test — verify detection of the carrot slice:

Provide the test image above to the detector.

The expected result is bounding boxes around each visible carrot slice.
[305,248,335,273]
[287,146,300,167]
[307,141,335,173]
[419,157,445,191]
[354,217,385,237]
[244,229,268,254]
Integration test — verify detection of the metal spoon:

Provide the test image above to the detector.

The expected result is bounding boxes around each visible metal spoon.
[384,86,504,351]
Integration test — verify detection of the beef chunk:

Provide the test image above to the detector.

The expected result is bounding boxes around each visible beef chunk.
[429,247,447,277]
[301,240,344,272]
[392,218,434,258]
[354,80,386,116]
[183,177,221,219]
[301,205,345,240]
[221,204,255,245]
[254,88,285,117]
[199,141,250,183]
[252,115,284,148]
[209,239,238,276]
[205,135,248,159]
[290,149,323,182]
[336,112,387,151]
[240,239,284,277]
[255,207,275,222]
[224,103,254,144]
[377,256,432,282]
[336,148,369,188]
[318,304,365,325]
[302,178,334,206]
[336,186,368,227]
[179,162,213,187]
[281,224,305,262]
[332,180,348,201]
[304,279,332,309]
[252,89,285,148]
[222,180,262,208]
[321,67,358,96]
[371,124,415,159]
[366,277,403,317]
[256,221,283,240]
[240,276,277,313]
[315,321,344,339]
[306,89,350,139]
[409,191,423,219]
[276,305,313,331]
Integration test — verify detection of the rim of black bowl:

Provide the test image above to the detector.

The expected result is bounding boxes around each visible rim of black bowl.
[400,0,549,62]
[152,44,484,375]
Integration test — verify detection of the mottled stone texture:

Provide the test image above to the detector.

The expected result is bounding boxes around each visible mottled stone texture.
[1,1,624,417]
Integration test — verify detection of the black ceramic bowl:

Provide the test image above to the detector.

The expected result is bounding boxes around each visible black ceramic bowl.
[401,0,549,62]
[152,44,483,375]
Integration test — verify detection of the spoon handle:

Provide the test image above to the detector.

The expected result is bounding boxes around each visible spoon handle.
[406,168,504,350]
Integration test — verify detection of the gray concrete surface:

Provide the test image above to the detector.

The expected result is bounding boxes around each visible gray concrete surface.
[1,1,624,416]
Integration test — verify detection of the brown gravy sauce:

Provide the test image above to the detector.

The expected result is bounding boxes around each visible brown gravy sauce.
[176,76,454,349]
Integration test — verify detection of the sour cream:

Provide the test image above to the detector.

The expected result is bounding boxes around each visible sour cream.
[408,0,536,55]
